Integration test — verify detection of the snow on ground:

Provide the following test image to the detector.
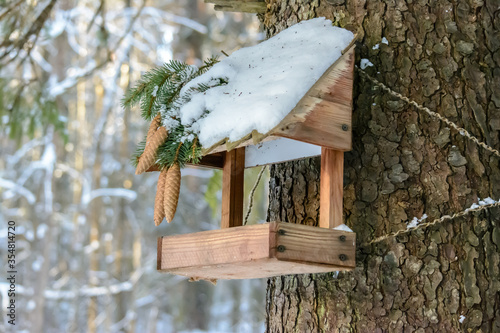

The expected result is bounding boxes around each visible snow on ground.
[177,18,354,148]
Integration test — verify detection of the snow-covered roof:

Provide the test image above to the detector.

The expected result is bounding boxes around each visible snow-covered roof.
[178,18,355,150]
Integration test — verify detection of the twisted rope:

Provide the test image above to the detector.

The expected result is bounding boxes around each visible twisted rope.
[364,201,500,246]
[357,67,500,245]
[243,165,267,225]
[357,68,500,159]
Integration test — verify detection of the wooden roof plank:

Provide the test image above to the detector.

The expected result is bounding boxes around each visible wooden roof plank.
[270,45,355,151]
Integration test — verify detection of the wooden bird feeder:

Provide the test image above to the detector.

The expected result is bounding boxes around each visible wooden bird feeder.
[157,45,356,280]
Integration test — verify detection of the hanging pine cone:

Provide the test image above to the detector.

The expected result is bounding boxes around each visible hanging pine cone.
[135,126,168,175]
[154,167,168,226]
[163,163,181,223]
[146,114,162,144]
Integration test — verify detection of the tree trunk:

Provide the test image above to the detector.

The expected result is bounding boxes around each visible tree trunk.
[261,0,500,332]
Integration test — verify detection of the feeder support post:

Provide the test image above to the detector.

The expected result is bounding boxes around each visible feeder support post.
[319,148,344,229]
[221,147,245,228]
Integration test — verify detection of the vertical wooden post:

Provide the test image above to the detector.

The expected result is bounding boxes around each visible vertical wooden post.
[319,148,344,229]
[221,147,245,228]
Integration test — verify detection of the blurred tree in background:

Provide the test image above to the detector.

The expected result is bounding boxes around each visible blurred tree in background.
[0,1,267,332]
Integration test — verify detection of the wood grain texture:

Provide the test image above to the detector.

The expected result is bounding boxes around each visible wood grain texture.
[159,224,270,270]
[273,222,354,267]
[206,135,278,155]
[221,147,245,228]
[157,237,163,271]
[157,222,355,279]
[270,45,354,151]
[319,148,344,229]
[165,259,350,280]
[201,45,354,156]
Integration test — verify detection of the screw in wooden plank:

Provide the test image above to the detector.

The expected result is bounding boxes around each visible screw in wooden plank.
[277,245,286,252]
[341,124,349,131]
[339,254,347,261]
[339,235,346,242]
[278,229,286,236]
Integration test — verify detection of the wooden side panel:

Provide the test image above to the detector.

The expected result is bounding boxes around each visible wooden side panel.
[271,45,355,151]
[221,147,245,228]
[157,237,163,271]
[244,137,321,168]
[158,224,270,271]
[273,222,355,268]
[319,148,344,229]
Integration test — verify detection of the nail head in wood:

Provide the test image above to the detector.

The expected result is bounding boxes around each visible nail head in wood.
[277,245,286,252]
[340,235,346,242]
[339,254,347,261]
[342,124,349,131]
[278,229,286,235]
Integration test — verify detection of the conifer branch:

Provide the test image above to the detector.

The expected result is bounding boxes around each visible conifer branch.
[126,57,225,171]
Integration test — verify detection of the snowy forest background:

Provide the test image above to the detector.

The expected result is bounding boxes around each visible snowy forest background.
[0,1,269,332]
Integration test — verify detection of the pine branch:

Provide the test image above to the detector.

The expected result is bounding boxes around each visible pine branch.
[122,82,146,107]
[131,137,147,168]
[127,56,224,171]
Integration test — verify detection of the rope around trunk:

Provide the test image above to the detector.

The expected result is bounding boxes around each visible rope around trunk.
[357,68,500,159]
[357,67,500,246]
[363,201,500,246]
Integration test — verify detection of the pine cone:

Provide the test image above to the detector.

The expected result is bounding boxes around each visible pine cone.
[154,168,168,226]
[135,126,168,175]
[146,114,162,144]
[163,163,181,223]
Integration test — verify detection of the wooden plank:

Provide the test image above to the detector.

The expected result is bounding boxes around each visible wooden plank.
[221,147,245,228]
[273,222,355,268]
[195,152,224,169]
[157,222,355,279]
[271,45,355,151]
[272,98,352,150]
[158,224,270,270]
[157,237,163,271]
[207,135,277,155]
[319,148,344,229]
[145,153,225,173]
[244,137,321,168]
[165,258,351,280]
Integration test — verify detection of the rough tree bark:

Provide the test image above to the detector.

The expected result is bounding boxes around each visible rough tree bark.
[261,0,500,332]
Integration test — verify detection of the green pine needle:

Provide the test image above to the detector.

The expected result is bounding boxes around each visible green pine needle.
[126,57,225,170]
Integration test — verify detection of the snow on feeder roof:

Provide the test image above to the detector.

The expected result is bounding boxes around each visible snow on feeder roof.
[176,18,355,154]
[140,18,358,279]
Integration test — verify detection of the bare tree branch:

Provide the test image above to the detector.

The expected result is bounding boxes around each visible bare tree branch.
[0,0,58,64]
